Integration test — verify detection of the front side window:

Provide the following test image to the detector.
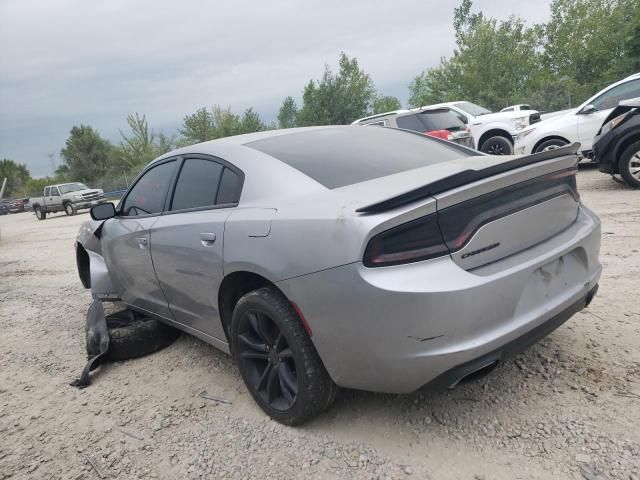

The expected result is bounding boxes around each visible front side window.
[171,159,223,211]
[121,160,176,216]
[51,187,60,197]
[591,79,640,111]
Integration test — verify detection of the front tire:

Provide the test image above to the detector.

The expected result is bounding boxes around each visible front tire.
[35,208,46,220]
[618,141,640,188]
[534,138,569,153]
[231,286,336,425]
[64,202,76,216]
[480,136,513,155]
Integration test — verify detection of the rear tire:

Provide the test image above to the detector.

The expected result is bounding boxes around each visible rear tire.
[231,286,336,425]
[480,136,513,155]
[35,208,46,220]
[64,202,77,216]
[534,138,569,153]
[618,141,640,189]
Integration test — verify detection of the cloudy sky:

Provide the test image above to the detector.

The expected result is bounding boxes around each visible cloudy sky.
[0,0,552,177]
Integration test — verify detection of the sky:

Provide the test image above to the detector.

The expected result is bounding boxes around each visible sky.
[0,0,553,177]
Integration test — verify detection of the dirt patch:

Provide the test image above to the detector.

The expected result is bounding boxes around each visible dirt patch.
[0,168,638,479]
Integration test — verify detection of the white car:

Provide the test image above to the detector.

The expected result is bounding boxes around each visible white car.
[420,101,540,155]
[514,73,640,156]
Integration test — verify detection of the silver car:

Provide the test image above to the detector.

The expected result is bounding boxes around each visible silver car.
[76,126,601,425]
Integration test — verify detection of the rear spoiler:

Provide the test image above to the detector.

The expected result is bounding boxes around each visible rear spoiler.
[356,143,580,214]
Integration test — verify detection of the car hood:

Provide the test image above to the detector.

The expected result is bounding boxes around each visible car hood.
[540,108,574,121]
[469,110,538,124]
[69,189,102,196]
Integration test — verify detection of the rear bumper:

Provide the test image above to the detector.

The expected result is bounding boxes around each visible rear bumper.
[420,283,598,391]
[277,205,601,393]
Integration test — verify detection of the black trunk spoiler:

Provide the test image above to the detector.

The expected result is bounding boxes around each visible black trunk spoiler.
[356,143,580,214]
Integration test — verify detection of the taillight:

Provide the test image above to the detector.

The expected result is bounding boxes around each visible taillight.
[424,130,452,141]
[363,213,449,267]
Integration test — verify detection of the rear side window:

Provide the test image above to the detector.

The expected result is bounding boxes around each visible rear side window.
[245,126,471,189]
[44,187,50,196]
[121,160,176,216]
[216,168,241,204]
[171,159,223,211]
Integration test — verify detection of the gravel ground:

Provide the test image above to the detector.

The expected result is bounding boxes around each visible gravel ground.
[0,166,639,480]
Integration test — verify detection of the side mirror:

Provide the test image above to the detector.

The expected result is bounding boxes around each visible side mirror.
[90,202,116,220]
[580,104,596,115]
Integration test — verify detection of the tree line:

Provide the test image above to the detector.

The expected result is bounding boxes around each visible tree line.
[2,0,638,198]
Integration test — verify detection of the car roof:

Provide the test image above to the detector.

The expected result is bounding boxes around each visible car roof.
[351,110,410,124]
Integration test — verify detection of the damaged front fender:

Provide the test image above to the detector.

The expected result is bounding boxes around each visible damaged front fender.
[76,219,120,300]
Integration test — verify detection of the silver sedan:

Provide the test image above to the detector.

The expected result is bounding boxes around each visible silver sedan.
[76,126,601,424]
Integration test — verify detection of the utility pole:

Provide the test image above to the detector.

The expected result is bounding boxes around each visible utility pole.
[0,177,7,200]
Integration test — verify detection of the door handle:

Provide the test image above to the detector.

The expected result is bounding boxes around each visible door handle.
[136,237,148,249]
[200,232,216,246]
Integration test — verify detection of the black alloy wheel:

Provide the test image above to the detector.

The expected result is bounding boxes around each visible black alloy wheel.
[236,309,298,411]
[480,136,513,155]
[231,286,336,425]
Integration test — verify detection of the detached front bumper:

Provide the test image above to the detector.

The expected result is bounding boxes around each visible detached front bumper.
[278,206,601,393]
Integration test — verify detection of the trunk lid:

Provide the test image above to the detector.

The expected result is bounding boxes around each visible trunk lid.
[354,144,581,270]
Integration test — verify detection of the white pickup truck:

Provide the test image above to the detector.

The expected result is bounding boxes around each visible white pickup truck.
[30,182,106,220]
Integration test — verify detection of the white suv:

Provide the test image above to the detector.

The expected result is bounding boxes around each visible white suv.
[419,101,541,155]
[514,73,640,156]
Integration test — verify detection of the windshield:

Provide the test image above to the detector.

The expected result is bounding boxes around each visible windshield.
[58,183,89,194]
[455,102,492,117]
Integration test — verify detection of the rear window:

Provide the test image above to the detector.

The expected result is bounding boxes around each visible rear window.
[245,126,471,189]
[418,110,465,131]
[397,111,464,132]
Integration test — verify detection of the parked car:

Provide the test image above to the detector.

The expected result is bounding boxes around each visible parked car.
[593,97,640,188]
[417,101,540,155]
[0,200,9,215]
[514,73,640,157]
[30,183,106,220]
[76,126,601,425]
[352,108,475,149]
[500,104,533,113]
[8,197,29,213]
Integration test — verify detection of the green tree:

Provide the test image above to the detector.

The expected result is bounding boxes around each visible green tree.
[277,96,298,128]
[57,125,112,183]
[211,106,241,138]
[408,0,541,110]
[542,0,634,103]
[117,113,157,170]
[371,95,402,114]
[239,107,267,134]
[626,0,640,70]
[296,52,377,126]
[179,107,216,144]
[25,176,57,197]
[0,159,31,197]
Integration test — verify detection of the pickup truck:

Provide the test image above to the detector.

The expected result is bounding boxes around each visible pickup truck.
[30,183,106,220]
